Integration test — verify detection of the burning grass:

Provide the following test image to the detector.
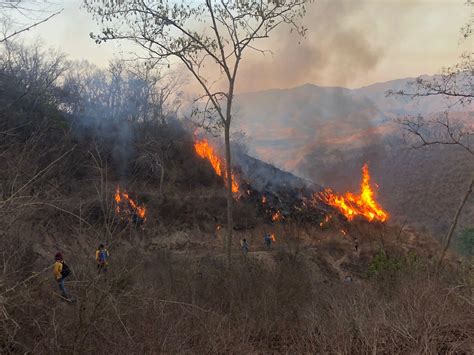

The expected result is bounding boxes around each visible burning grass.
[114,185,147,224]
[271,210,282,222]
[193,138,239,194]
[320,163,389,223]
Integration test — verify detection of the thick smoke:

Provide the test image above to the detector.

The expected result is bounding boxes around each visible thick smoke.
[64,60,179,179]
[234,82,391,192]
[233,0,443,190]
[236,0,386,92]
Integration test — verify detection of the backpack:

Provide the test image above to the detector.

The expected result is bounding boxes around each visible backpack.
[61,262,71,278]
[98,250,107,263]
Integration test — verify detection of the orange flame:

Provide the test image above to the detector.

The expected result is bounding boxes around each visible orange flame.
[321,164,388,222]
[194,138,239,193]
[271,210,282,222]
[270,234,276,242]
[114,188,121,214]
[115,186,147,222]
[319,214,332,228]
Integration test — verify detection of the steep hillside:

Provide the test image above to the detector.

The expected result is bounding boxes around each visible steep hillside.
[235,78,474,237]
[1,44,472,354]
[235,77,468,171]
[235,84,385,171]
[234,150,320,193]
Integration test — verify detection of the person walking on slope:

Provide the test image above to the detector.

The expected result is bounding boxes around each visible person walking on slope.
[240,238,249,256]
[264,233,272,250]
[95,244,109,274]
[354,237,359,253]
[53,252,70,299]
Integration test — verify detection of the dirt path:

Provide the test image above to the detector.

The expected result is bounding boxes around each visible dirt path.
[324,253,350,280]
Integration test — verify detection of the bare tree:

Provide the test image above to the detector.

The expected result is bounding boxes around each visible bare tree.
[389,0,474,265]
[84,0,311,264]
[461,0,474,39]
[388,53,473,106]
[126,61,184,125]
[0,41,70,112]
[62,58,181,125]
[0,1,62,43]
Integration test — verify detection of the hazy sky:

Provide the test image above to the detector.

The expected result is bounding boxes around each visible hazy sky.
[9,0,473,92]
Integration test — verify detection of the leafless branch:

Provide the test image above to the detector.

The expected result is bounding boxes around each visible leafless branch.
[0,9,63,43]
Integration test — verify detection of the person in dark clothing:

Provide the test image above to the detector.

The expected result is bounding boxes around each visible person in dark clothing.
[95,244,109,274]
[241,238,249,255]
[264,233,272,250]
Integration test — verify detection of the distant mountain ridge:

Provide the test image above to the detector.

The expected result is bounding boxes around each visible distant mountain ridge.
[235,76,471,174]
[234,76,474,237]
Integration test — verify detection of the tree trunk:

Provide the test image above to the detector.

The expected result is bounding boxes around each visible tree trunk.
[438,177,474,269]
[159,163,165,196]
[224,123,233,266]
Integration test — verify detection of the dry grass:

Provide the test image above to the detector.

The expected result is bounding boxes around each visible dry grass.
[0,49,472,353]
[1,221,473,354]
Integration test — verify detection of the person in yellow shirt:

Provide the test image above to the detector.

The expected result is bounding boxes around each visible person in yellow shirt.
[95,244,109,274]
[53,252,70,299]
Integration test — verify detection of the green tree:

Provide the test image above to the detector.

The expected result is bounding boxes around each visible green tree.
[84,0,311,264]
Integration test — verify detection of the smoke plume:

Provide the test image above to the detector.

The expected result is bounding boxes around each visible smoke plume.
[236,0,386,92]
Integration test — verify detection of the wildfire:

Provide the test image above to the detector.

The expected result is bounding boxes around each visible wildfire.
[194,138,239,193]
[114,186,147,223]
[319,214,332,228]
[271,210,282,222]
[270,234,276,242]
[320,164,388,223]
